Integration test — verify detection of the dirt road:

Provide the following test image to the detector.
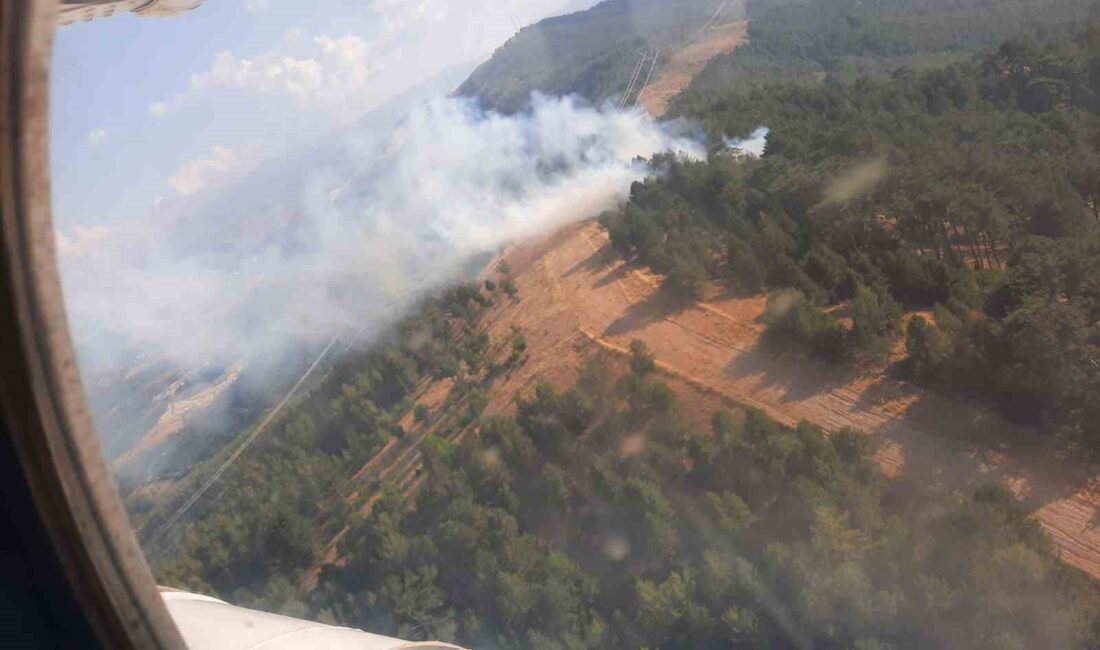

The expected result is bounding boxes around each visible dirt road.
[483,220,1100,580]
[638,20,748,117]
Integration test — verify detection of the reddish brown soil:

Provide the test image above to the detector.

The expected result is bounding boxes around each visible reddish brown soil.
[479,220,1100,580]
[638,20,748,117]
[312,219,1100,586]
[113,364,243,471]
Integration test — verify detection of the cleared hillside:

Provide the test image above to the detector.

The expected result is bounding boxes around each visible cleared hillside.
[285,219,1100,646]
[637,18,747,116]
[456,0,743,112]
[473,219,1100,580]
[302,215,1100,586]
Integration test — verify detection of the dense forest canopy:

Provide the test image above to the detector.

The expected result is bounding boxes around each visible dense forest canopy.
[604,24,1100,447]
[153,339,1100,648]
[682,0,1100,93]
[313,357,1100,648]
[144,284,495,592]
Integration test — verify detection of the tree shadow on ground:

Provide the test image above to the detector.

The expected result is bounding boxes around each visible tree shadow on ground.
[562,241,638,291]
[602,283,690,338]
[563,246,609,279]
[594,263,630,289]
[712,321,1099,570]
[864,398,1096,519]
[849,371,1096,525]
[722,339,863,403]
[878,383,1094,488]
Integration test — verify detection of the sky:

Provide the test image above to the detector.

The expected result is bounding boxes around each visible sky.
[50,0,599,233]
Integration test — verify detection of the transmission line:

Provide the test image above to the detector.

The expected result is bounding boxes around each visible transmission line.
[145,329,346,554]
[633,49,660,108]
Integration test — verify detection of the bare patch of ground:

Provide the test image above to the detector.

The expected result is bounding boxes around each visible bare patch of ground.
[476,219,1100,580]
[308,218,1100,585]
[638,20,748,117]
[113,364,243,470]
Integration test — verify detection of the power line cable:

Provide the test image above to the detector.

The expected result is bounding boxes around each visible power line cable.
[146,329,346,553]
[699,0,730,33]
[633,49,660,108]
[618,52,648,108]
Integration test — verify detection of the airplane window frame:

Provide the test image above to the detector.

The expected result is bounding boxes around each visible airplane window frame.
[0,1,184,647]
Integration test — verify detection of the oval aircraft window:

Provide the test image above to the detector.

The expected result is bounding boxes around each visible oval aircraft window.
[9,0,1100,647]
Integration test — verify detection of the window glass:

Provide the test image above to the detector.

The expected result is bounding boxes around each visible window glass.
[53,1,1100,647]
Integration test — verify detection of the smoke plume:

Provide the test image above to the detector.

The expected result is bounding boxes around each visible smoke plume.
[57,94,702,383]
[724,126,769,157]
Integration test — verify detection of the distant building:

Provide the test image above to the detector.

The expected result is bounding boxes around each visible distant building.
[57,0,204,27]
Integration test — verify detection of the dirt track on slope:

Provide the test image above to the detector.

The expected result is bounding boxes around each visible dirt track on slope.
[638,20,748,117]
[480,220,1100,580]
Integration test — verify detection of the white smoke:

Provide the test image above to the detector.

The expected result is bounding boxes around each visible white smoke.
[57,94,703,377]
[724,126,769,157]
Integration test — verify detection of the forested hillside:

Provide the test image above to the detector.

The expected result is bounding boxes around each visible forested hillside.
[604,26,1100,447]
[152,329,1100,647]
[141,284,496,592]
[147,3,1100,648]
[682,0,1100,95]
[456,0,738,112]
[313,352,1100,648]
